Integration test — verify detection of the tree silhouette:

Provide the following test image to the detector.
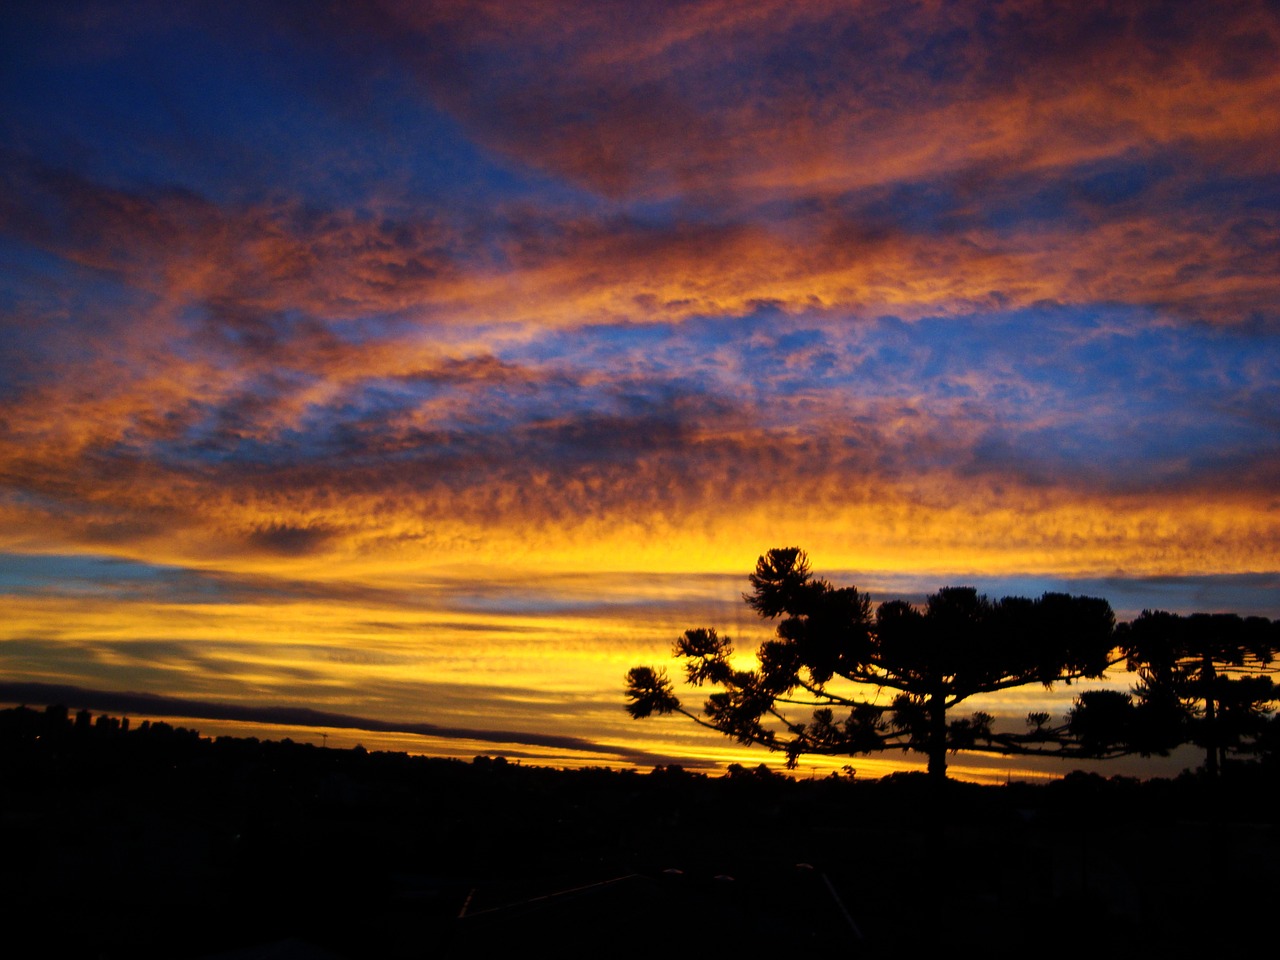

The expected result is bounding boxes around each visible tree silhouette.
[1117,611,1278,776]
[626,547,1120,782]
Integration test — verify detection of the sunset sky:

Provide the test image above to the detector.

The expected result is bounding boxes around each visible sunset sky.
[2,0,1278,780]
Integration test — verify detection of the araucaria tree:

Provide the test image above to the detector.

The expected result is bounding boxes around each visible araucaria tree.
[626,548,1120,781]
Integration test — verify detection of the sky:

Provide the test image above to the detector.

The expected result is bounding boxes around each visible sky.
[2,0,1278,781]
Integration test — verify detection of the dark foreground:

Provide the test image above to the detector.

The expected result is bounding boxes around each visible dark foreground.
[2,706,1277,959]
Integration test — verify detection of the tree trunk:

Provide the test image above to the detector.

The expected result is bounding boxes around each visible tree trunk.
[927,689,947,782]
[1201,653,1219,778]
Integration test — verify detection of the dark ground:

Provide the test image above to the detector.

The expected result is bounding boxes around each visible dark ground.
[2,705,1277,958]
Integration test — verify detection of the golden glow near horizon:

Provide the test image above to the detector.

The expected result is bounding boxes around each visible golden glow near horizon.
[2,1,1279,780]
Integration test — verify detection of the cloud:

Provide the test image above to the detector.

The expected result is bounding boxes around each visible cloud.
[3,292,1278,580]
[247,522,339,557]
[7,0,1280,343]
[1,0,1277,766]
[345,0,1280,198]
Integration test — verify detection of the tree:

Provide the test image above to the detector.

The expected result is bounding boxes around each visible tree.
[1117,610,1278,776]
[626,547,1120,782]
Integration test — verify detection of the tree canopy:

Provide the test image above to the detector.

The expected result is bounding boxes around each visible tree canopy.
[626,547,1122,781]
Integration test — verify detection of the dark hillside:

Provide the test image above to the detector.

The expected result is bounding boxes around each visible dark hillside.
[2,706,1276,958]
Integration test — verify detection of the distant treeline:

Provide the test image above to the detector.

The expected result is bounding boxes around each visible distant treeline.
[3,701,1277,794]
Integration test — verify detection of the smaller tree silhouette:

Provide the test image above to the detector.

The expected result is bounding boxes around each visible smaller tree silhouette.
[1118,611,1278,776]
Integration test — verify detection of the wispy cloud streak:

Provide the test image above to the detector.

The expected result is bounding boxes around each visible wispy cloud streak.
[0,681,666,763]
